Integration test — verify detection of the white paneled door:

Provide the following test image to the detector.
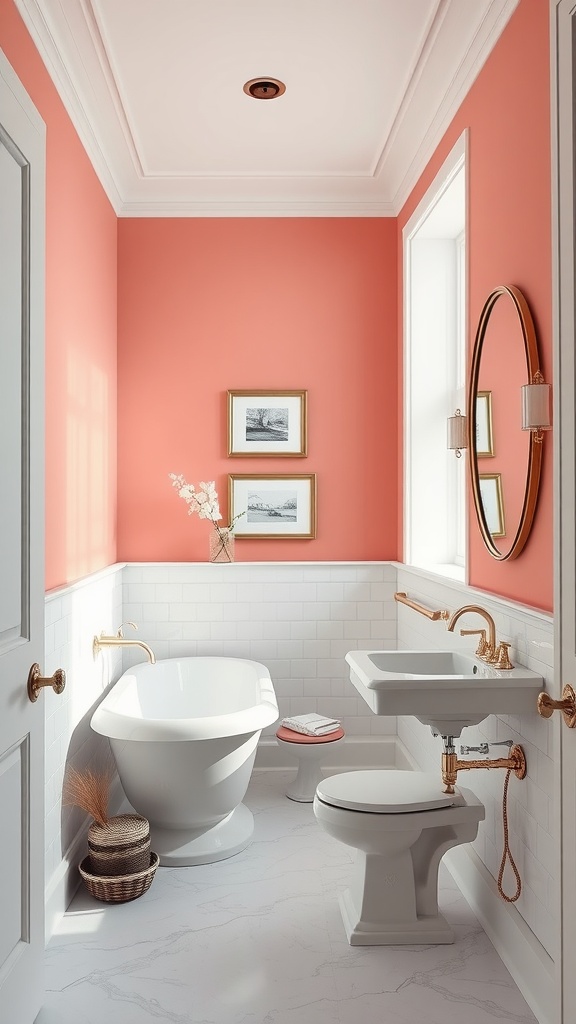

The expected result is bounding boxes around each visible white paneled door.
[552,2,576,1023]
[0,51,46,1024]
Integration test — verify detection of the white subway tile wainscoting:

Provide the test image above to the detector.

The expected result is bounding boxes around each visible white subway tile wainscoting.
[43,560,555,1024]
[122,562,398,740]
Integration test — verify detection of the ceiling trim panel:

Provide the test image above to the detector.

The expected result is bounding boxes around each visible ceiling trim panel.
[13,0,520,217]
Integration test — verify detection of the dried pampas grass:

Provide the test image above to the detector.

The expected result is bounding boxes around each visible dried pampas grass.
[63,762,114,827]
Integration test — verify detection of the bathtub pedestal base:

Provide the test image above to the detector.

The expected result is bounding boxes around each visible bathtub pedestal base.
[151,804,254,866]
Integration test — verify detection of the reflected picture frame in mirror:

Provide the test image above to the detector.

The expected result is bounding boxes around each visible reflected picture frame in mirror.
[476,391,494,457]
[467,285,543,561]
[478,473,505,538]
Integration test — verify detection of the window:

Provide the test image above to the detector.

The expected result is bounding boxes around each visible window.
[403,133,467,580]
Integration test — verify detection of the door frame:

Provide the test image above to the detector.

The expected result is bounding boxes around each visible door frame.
[550,2,576,1022]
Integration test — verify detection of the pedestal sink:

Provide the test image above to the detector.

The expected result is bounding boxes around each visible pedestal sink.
[345,649,543,737]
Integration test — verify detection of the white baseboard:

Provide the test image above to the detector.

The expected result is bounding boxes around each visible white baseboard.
[44,822,87,943]
[255,735,417,771]
[45,778,125,943]
[445,844,555,1024]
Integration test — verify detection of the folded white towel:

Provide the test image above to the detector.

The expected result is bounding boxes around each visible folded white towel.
[281,713,341,737]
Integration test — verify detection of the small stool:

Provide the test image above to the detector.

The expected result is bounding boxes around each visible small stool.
[275,726,346,802]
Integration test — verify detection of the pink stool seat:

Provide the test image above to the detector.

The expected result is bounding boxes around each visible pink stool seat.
[276,726,345,744]
[275,726,346,802]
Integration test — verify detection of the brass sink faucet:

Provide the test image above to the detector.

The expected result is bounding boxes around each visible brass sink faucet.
[446,604,513,670]
[93,622,156,664]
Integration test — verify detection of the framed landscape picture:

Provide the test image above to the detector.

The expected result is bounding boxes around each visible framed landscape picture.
[227,390,307,456]
[229,474,317,539]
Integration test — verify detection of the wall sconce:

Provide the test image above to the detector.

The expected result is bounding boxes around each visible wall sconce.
[447,409,468,458]
[521,371,552,443]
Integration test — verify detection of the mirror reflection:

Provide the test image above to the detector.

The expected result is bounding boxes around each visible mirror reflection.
[468,286,542,561]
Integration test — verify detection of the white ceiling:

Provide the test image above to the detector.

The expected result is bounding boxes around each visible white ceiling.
[15,0,519,216]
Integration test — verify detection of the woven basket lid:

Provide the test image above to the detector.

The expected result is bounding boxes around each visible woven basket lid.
[88,814,149,848]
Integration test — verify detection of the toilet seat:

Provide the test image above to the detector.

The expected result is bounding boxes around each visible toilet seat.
[316,770,464,813]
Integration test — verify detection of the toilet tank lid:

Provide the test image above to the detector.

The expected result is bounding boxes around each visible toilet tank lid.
[316,770,465,813]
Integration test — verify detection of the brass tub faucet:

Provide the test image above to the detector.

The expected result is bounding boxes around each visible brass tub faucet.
[93,622,156,664]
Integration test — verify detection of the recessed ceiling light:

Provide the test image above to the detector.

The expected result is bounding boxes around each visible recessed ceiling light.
[243,78,286,100]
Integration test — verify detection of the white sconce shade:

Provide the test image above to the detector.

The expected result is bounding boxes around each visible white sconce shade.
[521,372,551,443]
[447,409,468,457]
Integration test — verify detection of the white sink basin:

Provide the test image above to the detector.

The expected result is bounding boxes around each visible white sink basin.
[346,649,544,736]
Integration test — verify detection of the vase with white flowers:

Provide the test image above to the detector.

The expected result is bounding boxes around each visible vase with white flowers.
[169,474,244,562]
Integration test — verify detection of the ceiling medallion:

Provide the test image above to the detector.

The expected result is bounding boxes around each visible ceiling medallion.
[243,78,286,100]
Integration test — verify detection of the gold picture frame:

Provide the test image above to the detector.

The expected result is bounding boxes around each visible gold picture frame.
[475,391,494,457]
[229,474,317,539]
[479,473,505,538]
[227,390,307,457]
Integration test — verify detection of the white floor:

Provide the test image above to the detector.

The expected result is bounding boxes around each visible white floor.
[37,771,537,1024]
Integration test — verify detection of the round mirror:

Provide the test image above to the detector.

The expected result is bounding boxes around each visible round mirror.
[467,285,543,561]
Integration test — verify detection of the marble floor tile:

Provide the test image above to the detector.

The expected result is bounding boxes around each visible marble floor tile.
[37,771,537,1024]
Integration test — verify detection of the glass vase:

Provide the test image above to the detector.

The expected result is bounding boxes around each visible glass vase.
[209,527,234,563]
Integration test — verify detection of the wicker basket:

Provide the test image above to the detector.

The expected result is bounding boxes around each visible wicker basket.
[79,852,159,903]
[88,814,150,876]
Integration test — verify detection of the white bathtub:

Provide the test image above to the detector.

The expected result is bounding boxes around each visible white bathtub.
[90,657,279,865]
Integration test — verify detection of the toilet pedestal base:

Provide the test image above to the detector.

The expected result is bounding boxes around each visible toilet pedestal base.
[338,843,455,945]
[339,890,454,945]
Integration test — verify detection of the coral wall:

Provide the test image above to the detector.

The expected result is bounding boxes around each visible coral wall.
[1,0,118,590]
[2,0,552,606]
[398,0,552,611]
[117,218,398,562]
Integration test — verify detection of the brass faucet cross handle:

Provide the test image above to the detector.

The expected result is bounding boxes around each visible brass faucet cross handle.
[116,621,138,637]
[460,628,489,658]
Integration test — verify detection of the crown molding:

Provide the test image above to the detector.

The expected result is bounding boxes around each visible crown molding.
[387,0,520,215]
[13,0,519,218]
[119,199,396,218]
[14,0,124,212]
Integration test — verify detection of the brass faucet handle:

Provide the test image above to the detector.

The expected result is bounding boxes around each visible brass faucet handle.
[494,642,514,670]
[116,621,138,638]
[460,628,488,658]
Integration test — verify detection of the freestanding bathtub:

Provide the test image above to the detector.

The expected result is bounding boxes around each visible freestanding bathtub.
[90,657,279,865]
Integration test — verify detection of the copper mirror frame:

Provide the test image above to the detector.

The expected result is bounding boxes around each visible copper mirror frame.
[467,285,543,561]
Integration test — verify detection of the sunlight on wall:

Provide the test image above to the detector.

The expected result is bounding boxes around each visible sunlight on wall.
[66,349,112,581]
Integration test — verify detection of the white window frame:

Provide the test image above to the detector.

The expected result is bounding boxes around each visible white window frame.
[403,131,468,581]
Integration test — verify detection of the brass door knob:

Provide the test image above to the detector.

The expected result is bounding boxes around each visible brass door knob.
[27,663,66,703]
[537,684,576,728]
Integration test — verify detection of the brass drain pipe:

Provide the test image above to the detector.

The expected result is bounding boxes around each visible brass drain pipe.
[441,744,526,794]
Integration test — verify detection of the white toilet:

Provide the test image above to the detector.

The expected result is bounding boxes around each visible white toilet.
[313,770,485,945]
